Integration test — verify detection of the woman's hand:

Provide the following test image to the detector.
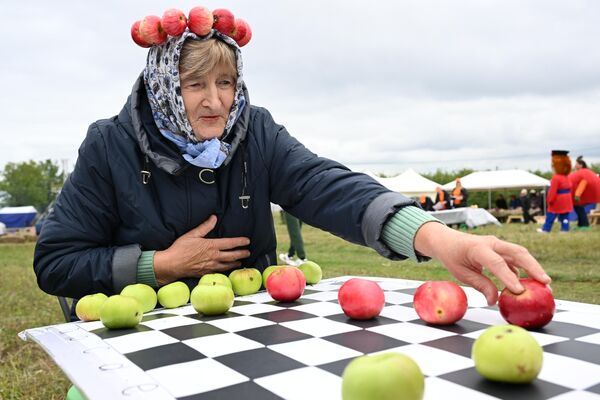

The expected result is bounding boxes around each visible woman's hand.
[153,215,250,286]
[414,222,551,305]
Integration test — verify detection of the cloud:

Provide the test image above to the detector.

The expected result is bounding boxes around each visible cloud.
[1,0,600,174]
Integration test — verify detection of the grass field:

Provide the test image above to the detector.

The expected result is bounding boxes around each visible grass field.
[1,220,599,399]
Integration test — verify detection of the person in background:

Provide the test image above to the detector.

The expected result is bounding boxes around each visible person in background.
[433,186,451,210]
[529,189,543,216]
[451,178,468,208]
[509,194,521,209]
[538,150,573,233]
[279,211,308,266]
[519,189,536,224]
[495,194,508,210]
[419,195,434,211]
[569,156,600,231]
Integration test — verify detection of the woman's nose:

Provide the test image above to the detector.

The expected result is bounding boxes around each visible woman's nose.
[200,83,219,107]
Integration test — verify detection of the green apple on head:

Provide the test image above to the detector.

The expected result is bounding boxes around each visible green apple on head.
[157,281,190,308]
[472,324,543,383]
[191,284,235,315]
[229,268,262,296]
[100,295,143,329]
[121,283,157,313]
[198,273,232,289]
[75,293,108,321]
[297,260,322,284]
[342,352,424,400]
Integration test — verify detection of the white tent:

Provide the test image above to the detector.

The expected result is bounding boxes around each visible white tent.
[441,169,550,209]
[367,168,440,199]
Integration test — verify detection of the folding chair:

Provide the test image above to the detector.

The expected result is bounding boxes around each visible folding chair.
[57,296,73,323]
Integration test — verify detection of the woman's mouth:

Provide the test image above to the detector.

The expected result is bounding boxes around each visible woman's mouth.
[200,116,220,122]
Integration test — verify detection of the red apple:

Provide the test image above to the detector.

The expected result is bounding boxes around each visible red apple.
[266,266,306,302]
[131,20,151,48]
[413,281,468,325]
[188,6,213,36]
[338,278,385,320]
[231,19,247,42]
[236,21,252,47]
[212,8,235,35]
[139,15,167,45]
[498,278,555,329]
[161,8,187,36]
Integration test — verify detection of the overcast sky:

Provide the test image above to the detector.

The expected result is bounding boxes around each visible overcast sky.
[2,0,600,177]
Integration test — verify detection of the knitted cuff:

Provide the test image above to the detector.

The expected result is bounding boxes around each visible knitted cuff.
[381,206,442,261]
[136,250,158,288]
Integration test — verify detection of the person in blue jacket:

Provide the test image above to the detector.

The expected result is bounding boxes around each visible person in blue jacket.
[34,28,550,319]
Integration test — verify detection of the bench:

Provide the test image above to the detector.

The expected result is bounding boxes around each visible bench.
[506,214,524,223]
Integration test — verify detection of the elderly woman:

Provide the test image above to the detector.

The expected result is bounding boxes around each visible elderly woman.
[34,25,549,320]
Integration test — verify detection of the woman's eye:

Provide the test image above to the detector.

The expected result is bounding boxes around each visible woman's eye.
[218,80,234,87]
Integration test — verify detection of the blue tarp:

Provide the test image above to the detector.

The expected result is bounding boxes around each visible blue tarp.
[0,206,38,228]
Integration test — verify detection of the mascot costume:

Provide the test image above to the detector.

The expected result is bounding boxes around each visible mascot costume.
[539,150,573,233]
[569,156,600,230]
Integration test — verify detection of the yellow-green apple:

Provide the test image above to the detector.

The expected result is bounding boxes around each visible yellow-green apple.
[472,324,543,383]
[191,283,235,315]
[121,283,157,313]
[236,20,252,47]
[131,21,151,48]
[498,278,555,329]
[161,8,187,36]
[266,266,306,302]
[157,281,190,308]
[75,293,108,321]
[298,261,322,285]
[229,268,262,296]
[338,278,385,320]
[262,265,283,288]
[342,352,424,400]
[413,281,467,325]
[199,273,232,289]
[100,295,143,329]
[188,6,213,36]
[139,15,167,45]
[212,9,235,35]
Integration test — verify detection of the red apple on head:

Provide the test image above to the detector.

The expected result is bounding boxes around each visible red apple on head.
[266,266,306,302]
[498,278,555,329]
[188,6,213,36]
[413,281,468,325]
[161,8,187,36]
[338,278,385,320]
[131,20,151,48]
[139,15,167,45]
[212,8,235,35]
[236,21,252,47]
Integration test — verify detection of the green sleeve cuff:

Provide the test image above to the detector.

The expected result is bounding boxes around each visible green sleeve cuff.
[136,251,158,287]
[381,206,442,261]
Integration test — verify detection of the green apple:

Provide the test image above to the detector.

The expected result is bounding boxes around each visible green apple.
[229,268,262,296]
[100,295,143,329]
[342,352,424,400]
[191,283,235,315]
[198,273,232,289]
[75,293,108,321]
[121,283,157,313]
[157,281,190,309]
[298,261,322,284]
[262,265,283,288]
[472,324,543,383]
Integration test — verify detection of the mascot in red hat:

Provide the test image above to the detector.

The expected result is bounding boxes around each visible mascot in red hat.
[538,150,573,233]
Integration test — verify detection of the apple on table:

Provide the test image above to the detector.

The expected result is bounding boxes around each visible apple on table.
[338,278,385,320]
[413,281,467,325]
[198,273,232,289]
[157,281,190,309]
[229,268,262,296]
[191,283,234,316]
[75,293,108,321]
[498,278,555,329]
[100,295,143,329]
[297,260,322,285]
[121,283,157,313]
[266,266,306,302]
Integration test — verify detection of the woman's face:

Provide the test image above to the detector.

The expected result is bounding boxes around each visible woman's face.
[180,64,236,141]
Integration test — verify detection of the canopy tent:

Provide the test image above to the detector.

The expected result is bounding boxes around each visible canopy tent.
[441,169,550,209]
[363,169,440,199]
[0,206,38,228]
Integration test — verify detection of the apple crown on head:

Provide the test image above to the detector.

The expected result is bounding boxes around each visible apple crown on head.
[131,6,252,48]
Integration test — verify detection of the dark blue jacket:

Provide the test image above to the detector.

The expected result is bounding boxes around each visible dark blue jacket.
[34,76,415,300]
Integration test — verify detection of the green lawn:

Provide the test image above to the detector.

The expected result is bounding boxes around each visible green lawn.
[1,220,599,399]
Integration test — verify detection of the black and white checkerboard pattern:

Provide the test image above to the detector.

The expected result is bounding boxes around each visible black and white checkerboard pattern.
[21,277,600,400]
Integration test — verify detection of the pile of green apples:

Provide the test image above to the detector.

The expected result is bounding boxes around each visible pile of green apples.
[75,261,324,330]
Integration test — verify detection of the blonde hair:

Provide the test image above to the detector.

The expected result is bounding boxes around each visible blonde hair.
[179,39,237,82]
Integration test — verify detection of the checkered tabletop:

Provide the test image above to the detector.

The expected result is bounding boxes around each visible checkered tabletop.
[20,277,600,400]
